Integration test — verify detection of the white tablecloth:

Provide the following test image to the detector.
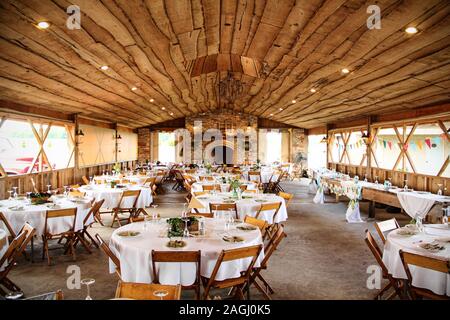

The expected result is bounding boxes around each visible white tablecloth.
[393,190,448,219]
[383,225,450,296]
[109,219,264,285]
[0,229,8,271]
[194,193,288,224]
[94,175,150,185]
[79,185,152,209]
[0,198,92,237]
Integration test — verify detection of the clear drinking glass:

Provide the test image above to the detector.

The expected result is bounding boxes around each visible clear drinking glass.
[46,185,51,193]
[374,176,378,186]
[151,204,159,220]
[26,192,32,204]
[437,184,443,196]
[153,290,168,300]
[63,186,69,197]
[80,278,95,300]
[12,187,18,199]
[7,190,13,200]
[404,180,408,191]
[442,208,448,225]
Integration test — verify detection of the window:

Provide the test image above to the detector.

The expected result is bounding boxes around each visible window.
[372,128,402,170]
[158,132,175,163]
[307,134,327,169]
[0,119,74,175]
[265,131,282,164]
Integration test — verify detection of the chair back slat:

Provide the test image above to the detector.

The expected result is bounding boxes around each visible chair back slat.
[46,208,77,218]
[221,245,261,262]
[115,281,181,300]
[364,230,389,275]
[375,218,399,243]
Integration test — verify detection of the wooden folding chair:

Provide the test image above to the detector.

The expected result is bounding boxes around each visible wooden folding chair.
[70,184,81,189]
[245,224,286,299]
[0,211,16,242]
[154,171,167,194]
[375,218,400,244]
[115,280,181,300]
[82,176,90,185]
[110,190,141,227]
[239,185,248,192]
[24,290,64,300]
[202,184,219,191]
[187,212,214,218]
[193,191,208,197]
[244,216,269,239]
[151,250,201,299]
[278,192,293,207]
[267,171,285,193]
[42,208,78,266]
[200,176,215,182]
[255,202,282,222]
[172,170,186,191]
[0,229,27,295]
[17,222,36,262]
[185,169,197,174]
[399,250,450,300]
[74,199,105,253]
[209,202,239,219]
[201,245,263,300]
[248,171,262,184]
[365,230,404,300]
[96,233,121,279]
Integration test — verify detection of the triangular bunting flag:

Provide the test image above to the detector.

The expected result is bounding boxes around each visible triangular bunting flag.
[425,138,431,149]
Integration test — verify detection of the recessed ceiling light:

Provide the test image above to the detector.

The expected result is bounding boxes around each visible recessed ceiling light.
[341,68,350,74]
[291,100,296,104]
[310,88,317,93]
[161,107,166,110]
[279,108,283,111]
[149,98,154,102]
[169,112,174,116]
[269,113,274,116]
[100,65,109,71]
[131,87,137,91]
[37,21,50,29]
[405,26,418,34]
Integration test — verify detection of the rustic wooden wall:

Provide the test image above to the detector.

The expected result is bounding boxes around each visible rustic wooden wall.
[0,160,136,199]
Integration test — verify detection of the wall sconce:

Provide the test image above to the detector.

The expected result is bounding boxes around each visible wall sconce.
[320,135,328,143]
[114,133,122,139]
[361,132,370,144]
[75,129,84,136]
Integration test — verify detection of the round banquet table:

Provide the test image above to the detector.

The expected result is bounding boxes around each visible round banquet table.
[242,168,279,184]
[382,224,450,296]
[194,192,288,224]
[109,219,264,285]
[0,197,92,238]
[79,184,152,209]
[0,229,8,271]
[191,181,256,193]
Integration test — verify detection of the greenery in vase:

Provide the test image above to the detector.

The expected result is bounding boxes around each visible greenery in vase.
[167,217,198,238]
[112,162,121,174]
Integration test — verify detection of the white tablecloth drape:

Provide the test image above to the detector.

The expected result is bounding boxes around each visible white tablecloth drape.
[0,229,8,271]
[394,191,443,219]
[383,225,450,296]
[79,185,152,209]
[109,219,264,285]
[0,199,92,237]
[194,193,288,224]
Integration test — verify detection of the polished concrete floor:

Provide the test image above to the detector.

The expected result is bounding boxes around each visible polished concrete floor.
[6,180,411,300]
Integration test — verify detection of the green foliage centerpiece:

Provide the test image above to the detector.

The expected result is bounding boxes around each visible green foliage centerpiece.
[166,217,198,238]
[205,162,212,174]
[229,178,242,199]
[112,162,121,175]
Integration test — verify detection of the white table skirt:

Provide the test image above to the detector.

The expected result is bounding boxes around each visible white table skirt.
[382,225,450,296]
[0,199,92,238]
[109,219,264,285]
[94,175,149,185]
[79,185,152,209]
[191,182,256,193]
[0,229,8,271]
[194,193,288,224]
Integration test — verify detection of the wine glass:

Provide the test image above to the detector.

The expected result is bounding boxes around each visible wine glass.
[403,180,408,191]
[364,174,368,182]
[80,278,95,300]
[12,187,18,199]
[437,184,443,196]
[442,208,448,225]
[63,186,69,197]
[7,190,13,200]
[181,209,190,238]
[153,290,168,300]
[374,176,379,186]
[89,176,93,184]
[151,204,159,220]
[46,185,51,193]
[26,192,32,204]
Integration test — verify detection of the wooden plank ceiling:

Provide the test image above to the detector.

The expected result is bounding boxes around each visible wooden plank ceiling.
[0,0,449,129]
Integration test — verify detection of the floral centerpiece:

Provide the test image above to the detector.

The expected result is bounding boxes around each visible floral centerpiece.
[166,217,198,237]
[251,159,261,171]
[205,162,212,174]
[30,192,51,205]
[112,162,121,175]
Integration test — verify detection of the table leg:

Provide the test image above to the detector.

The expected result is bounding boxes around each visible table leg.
[368,201,375,219]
